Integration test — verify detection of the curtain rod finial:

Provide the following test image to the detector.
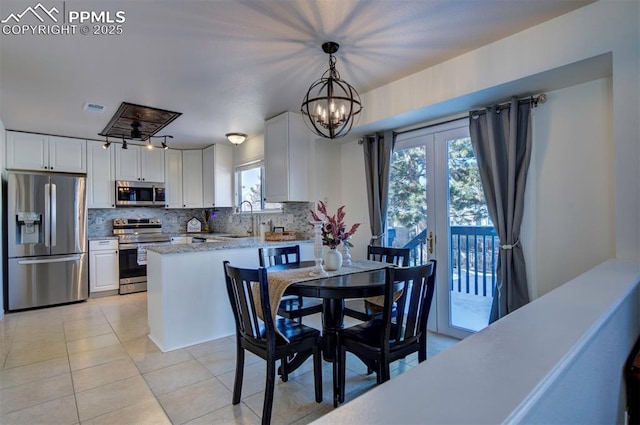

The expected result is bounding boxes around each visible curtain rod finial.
[533,93,547,107]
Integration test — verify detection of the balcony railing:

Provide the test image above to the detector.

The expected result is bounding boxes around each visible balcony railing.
[401,225,498,298]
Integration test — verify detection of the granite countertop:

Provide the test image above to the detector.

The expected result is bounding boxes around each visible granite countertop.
[88,236,119,241]
[146,237,313,254]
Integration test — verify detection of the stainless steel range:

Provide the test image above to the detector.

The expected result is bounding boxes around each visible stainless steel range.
[113,218,170,294]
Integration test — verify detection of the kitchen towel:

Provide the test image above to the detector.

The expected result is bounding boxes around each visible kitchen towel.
[137,245,147,265]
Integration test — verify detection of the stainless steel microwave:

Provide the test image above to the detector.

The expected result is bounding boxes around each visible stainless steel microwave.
[115,181,166,207]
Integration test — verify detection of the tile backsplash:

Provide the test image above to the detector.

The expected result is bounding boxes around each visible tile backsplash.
[87,202,315,238]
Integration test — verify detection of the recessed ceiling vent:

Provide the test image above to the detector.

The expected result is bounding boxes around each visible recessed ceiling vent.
[83,102,105,113]
[99,102,182,141]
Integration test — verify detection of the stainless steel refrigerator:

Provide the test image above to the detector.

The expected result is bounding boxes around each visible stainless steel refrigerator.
[5,172,88,311]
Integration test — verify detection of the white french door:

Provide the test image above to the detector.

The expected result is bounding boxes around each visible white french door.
[391,119,494,339]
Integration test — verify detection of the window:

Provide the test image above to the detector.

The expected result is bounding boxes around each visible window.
[235,161,281,211]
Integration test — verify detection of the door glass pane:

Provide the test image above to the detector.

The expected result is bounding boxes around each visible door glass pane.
[387,146,427,262]
[447,137,495,332]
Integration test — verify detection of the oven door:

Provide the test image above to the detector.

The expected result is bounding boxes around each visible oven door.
[118,243,146,284]
[118,241,170,294]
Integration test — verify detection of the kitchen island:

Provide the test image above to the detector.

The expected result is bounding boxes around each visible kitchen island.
[145,237,313,352]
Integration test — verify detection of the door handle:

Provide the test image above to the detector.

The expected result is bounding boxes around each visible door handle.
[44,183,50,247]
[50,183,57,247]
[18,255,81,265]
[427,231,435,254]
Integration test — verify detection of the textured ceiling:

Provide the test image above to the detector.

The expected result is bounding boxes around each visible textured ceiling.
[0,0,595,148]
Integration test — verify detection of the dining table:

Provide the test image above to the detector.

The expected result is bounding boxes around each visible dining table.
[265,259,395,405]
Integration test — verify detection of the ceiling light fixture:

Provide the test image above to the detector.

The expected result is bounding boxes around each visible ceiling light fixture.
[102,134,173,150]
[226,133,247,145]
[300,41,362,139]
[151,135,173,150]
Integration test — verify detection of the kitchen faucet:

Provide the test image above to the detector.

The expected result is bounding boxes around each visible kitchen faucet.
[237,201,254,236]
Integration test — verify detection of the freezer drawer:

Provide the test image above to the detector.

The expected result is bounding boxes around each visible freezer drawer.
[8,253,88,311]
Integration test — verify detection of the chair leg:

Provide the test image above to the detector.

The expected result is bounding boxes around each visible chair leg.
[232,343,245,404]
[263,355,276,425]
[337,343,346,404]
[419,335,427,363]
[333,346,339,407]
[280,358,288,382]
[313,343,323,403]
[380,356,391,384]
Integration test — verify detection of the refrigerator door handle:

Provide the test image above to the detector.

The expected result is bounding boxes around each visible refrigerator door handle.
[51,183,57,247]
[44,183,50,247]
[17,255,81,265]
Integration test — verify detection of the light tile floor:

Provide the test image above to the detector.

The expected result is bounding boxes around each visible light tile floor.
[0,293,459,425]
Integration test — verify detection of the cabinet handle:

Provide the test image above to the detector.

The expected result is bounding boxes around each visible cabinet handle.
[142,178,145,181]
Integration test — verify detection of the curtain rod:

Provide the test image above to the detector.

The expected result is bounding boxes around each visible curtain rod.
[360,93,547,143]
[393,115,468,137]
[470,93,547,119]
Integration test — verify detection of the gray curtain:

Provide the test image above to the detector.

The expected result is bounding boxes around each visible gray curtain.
[363,131,394,247]
[469,98,532,323]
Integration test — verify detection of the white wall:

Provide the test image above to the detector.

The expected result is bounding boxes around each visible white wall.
[338,139,369,260]
[338,0,638,297]
[355,0,639,261]
[524,78,615,297]
[232,133,263,167]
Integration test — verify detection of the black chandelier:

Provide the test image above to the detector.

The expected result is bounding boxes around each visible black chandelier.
[300,42,362,139]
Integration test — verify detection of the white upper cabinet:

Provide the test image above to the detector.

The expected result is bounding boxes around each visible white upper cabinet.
[202,144,233,207]
[182,150,204,208]
[115,145,165,182]
[6,131,86,173]
[87,141,115,208]
[49,136,87,173]
[164,149,204,209]
[264,112,309,202]
[164,149,183,208]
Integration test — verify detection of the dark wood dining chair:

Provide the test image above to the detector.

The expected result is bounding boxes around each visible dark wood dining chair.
[344,245,411,321]
[223,261,323,425]
[258,245,322,323]
[335,261,436,406]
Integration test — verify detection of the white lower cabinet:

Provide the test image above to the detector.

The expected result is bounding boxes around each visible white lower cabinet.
[89,239,119,294]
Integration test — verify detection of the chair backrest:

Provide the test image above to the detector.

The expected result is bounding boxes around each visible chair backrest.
[223,261,276,350]
[258,245,301,268]
[381,261,437,350]
[367,245,410,267]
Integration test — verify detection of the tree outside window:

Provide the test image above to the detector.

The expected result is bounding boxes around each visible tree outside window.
[236,163,281,211]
